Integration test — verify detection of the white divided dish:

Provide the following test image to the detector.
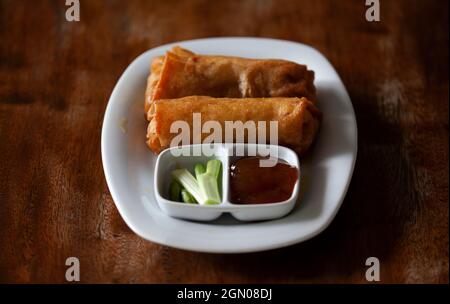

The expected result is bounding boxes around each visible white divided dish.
[101,37,358,253]
[154,144,300,222]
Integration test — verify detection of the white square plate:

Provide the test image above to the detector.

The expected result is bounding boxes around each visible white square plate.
[101,37,357,253]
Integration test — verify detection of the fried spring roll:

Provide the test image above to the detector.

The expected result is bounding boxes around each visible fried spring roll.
[144,47,316,113]
[147,96,321,155]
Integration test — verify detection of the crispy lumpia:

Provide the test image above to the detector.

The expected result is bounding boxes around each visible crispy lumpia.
[144,47,316,113]
[147,96,321,155]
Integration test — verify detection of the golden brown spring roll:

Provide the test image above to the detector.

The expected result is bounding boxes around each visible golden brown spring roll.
[145,56,164,108]
[147,96,321,155]
[144,47,316,113]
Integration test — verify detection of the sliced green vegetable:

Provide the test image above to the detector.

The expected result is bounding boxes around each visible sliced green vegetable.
[206,159,221,180]
[169,180,182,202]
[194,163,206,179]
[197,171,221,205]
[172,169,205,204]
[171,160,222,205]
[181,189,197,204]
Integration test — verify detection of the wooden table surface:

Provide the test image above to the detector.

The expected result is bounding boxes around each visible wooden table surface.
[0,0,448,284]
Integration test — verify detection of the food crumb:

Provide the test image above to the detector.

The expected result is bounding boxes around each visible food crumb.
[119,118,128,133]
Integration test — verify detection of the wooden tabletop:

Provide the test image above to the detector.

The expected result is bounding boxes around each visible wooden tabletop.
[0,0,448,283]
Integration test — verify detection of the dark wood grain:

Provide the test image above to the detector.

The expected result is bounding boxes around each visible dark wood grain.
[0,0,448,283]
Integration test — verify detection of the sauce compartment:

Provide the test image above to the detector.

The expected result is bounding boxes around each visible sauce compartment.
[229,157,299,205]
[225,144,300,221]
[154,144,300,221]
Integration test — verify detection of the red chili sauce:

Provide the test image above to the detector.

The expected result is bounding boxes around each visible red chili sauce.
[229,156,298,204]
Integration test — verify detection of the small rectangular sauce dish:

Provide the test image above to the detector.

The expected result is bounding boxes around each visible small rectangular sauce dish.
[154,143,300,221]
